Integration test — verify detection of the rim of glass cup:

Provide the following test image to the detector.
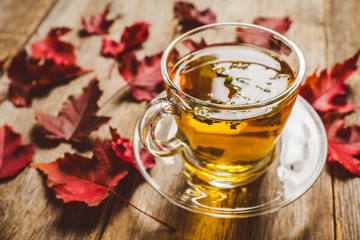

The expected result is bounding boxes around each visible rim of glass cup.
[161,22,306,110]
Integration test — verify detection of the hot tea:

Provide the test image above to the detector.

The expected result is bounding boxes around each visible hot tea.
[170,45,296,174]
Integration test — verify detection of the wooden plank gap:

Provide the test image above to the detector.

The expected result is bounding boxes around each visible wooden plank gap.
[322,1,336,239]
[94,189,120,240]
[331,164,338,240]
[0,0,60,79]
[11,0,60,55]
[322,0,330,69]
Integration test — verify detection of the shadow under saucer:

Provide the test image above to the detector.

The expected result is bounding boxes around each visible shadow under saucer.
[133,95,327,218]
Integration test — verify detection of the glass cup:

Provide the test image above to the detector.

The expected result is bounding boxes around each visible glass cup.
[137,22,305,188]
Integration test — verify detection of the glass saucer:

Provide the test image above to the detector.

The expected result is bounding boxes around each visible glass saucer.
[133,95,327,218]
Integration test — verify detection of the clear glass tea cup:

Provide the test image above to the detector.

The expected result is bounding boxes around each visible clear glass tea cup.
[137,22,305,188]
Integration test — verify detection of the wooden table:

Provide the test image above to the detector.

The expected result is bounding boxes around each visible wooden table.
[1,0,359,239]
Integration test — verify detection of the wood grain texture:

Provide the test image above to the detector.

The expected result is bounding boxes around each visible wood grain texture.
[101,0,334,239]
[0,0,359,239]
[0,0,57,60]
[325,0,360,239]
[0,0,142,239]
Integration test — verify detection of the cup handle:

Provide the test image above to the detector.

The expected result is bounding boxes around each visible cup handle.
[138,97,185,157]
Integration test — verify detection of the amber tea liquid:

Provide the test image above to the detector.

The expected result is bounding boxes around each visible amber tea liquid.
[170,45,296,179]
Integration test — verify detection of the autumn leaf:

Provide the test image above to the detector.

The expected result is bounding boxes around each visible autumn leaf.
[101,38,125,58]
[326,119,360,175]
[300,49,360,176]
[118,51,164,101]
[0,124,35,179]
[35,78,110,142]
[253,16,292,35]
[118,22,151,52]
[174,1,216,31]
[7,50,90,107]
[31,137,128,206]
[110,127,155,170]
[80,3,115,36]
[182,38,207,51]
[237,16,292,52]
[7,27,91,107]
[31,136,172,229]
[300,50,359,114]
[101,21,151,58]
[31,27,76,66]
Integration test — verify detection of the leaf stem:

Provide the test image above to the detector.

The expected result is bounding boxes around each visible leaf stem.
[107,59,117,79]
[99,85,129,109]
[109,188,176,232]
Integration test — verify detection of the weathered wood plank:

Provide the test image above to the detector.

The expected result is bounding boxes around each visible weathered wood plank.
[100,0,334,239]
[0,0,145,239]
[325,0,360,239]
[0,0,57,59]
[3,0,359,238]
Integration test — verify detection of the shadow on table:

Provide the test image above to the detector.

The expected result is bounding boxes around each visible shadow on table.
[137,202,314,240]
[133,172,326,240]
[331,162,358,181]
[35,170,107,234]
[29,124,95,153]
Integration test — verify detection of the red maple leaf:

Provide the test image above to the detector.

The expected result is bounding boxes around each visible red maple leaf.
[0,125,36,179]
[300,50,359,113]
[31,27,76,66]
[35,78,110,142]
[101,21,151,58]
[109,127,154,170]
[7,50,90,107]
[31,137,129,206]
[300,49,360,176]
[80,3,115,36]
[174,1,216,31]
[327,119,360,175]
[118,51,164,101]
[253,16,292,35]
[182,38,207,51]
[237,16,292,52]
